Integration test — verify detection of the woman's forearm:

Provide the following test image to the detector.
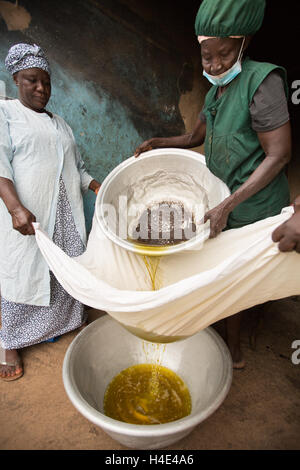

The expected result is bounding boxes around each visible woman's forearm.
[151,119,206,149]
[0,176,36,235]
[134,119,206,156]
[223,122,292,213]
[150,133,203,150]
[0,176,24,213]
[223,154,289,213]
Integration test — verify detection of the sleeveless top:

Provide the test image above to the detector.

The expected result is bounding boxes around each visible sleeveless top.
[202,57,290,228]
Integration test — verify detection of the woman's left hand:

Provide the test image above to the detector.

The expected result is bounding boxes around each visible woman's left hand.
[89,179,101,194]
[204,201,231,238]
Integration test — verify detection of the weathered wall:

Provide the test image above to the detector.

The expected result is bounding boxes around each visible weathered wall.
[0,0,207,231]
[1,0,299,231]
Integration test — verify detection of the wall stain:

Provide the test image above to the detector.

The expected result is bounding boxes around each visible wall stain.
[0,0,31,31]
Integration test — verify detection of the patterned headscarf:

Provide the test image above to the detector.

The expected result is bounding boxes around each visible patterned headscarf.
[5,43,51,76]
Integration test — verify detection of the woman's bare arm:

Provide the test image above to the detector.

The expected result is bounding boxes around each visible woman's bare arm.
[205,121,291,237]
[134,118,206,157]
[0,176,36,235]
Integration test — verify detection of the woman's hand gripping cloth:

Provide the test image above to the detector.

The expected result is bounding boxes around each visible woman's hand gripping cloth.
[33,206,300,343]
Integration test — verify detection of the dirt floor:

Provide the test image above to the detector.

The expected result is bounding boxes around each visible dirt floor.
[0,300,300,451]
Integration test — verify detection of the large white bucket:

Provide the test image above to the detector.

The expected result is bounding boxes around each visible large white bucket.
[95,148,230,256]
[63,316,232,449]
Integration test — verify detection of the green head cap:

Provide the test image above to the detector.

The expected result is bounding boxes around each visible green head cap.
[195,0,266,37]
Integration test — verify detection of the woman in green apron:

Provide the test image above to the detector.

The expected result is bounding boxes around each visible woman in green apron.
[134,0,291,368]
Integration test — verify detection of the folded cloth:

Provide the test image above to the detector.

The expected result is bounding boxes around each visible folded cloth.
[32,206,300,343]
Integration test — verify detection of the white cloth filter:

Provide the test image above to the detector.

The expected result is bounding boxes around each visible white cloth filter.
[33,205,300,343]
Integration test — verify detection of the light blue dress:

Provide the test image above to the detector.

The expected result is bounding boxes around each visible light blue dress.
[0,177,87,349]
[0,100,93,349]
[0,99,93,306]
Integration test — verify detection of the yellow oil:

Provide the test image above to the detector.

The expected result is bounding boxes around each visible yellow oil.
[104,214,192,425]
[128,238,169,256]
[142,255,161,290]
[103,363,192,425]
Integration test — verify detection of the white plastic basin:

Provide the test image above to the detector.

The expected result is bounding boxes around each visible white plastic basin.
[95,149,230,256]
[63,316,232,449]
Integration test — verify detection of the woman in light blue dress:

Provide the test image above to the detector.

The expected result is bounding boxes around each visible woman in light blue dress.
[0,43,101,381]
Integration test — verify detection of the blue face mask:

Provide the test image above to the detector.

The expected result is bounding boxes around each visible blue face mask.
[203,37,245,87]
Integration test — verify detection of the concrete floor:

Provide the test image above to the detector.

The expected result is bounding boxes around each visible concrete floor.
[0,300,300,451]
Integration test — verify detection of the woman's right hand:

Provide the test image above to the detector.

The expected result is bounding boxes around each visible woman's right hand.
[272,210,300,253]
[134,139,154,158]
[10,206,36,236]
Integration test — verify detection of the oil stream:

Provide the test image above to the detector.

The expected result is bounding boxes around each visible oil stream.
[103,202,192,424]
